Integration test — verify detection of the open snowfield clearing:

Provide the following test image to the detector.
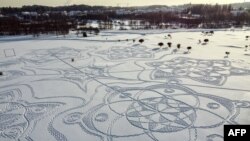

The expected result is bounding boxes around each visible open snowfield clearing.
[0,30,250,141]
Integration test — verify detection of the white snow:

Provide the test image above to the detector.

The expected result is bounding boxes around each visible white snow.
[0,29,250,141]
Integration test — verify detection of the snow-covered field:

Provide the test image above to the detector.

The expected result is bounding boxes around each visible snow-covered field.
[0,30,250,141]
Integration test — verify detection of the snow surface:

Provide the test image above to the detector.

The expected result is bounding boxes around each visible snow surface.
[0,29,250,141]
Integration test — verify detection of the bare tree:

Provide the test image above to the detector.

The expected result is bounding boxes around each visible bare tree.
[187,46,192,53]
[225,51,230,57]
[167,42,172,48]
[177,44,181,49]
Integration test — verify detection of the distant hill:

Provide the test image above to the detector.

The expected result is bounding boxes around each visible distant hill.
[1,2,250,13]
[129,2,250,11]
[139,2,250,10]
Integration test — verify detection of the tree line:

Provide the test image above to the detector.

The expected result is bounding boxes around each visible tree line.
[0,4,249,36]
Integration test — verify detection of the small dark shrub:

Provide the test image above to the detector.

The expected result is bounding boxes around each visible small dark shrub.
[187,46,192,53]
[225,51,230,57]
[204,39,209,43]
[167,42,172,47]
[177,44,181,49]
[139,39,144,44]
[158,42,164,47]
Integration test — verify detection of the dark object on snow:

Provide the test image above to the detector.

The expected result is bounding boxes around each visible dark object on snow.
[71,58,75,62]
[167,42,172,47]
[82,32,87,37]
[204,39,209,43]
[168,34,172,39]
[158,42,164,47]
[118,39,121,42]
[139,39,144,44]
[187,46,192,53]
[126,39,129,41]
[225,51,230,57]
[177,44,181,49]
[0,72,3,76]
[133,39,135,43]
